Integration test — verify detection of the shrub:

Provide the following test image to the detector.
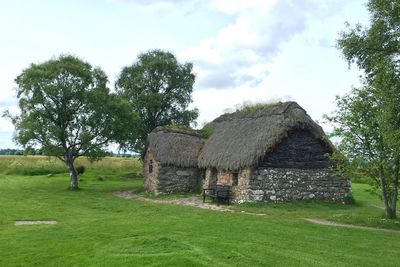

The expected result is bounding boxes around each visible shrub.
[76,165,85,175]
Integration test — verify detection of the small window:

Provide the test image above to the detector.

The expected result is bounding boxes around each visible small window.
[232,172,239,186]
[149,160,153,173]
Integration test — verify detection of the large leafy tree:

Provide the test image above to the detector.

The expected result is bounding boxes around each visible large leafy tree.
[116,49,198,156]
[327,85,398,218]
[7,55,134,190]
[332,0,400,218]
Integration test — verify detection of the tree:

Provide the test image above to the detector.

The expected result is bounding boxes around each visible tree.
[116,49,198,156]
[333,0,400,218]
[327,85,399,218]
[5,55,134,190]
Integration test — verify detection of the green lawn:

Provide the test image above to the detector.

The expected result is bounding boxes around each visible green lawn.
[0,157,399,266]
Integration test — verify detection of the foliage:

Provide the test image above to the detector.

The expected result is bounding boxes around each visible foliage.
[333,0,400,219]
[4,55,134,189]
[116,49,198,156]
[0,149,24,155]
[76,165,85,175]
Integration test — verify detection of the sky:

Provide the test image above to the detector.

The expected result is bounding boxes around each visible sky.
[0,0,370,149]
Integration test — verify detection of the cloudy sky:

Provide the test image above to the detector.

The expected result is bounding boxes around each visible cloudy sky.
[0,0,369,149]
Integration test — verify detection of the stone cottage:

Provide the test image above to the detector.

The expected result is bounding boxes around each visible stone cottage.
[143,127,206,194]
[198,102,352,203]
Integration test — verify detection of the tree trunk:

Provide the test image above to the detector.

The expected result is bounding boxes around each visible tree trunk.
[379,162,398,219]
[389,157,399,219]
[65,155,78,190]
[379,165,392,218]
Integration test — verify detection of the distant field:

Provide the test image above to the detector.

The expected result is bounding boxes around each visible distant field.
[0,155,142,176]
[0,156,399,266]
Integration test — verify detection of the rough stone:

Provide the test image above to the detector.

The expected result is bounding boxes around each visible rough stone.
[176,170,190,176]
[248,167,352,203]
[144,152,202,194]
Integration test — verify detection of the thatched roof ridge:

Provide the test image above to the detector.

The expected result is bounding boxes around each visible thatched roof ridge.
[153,126,206,138]
[198,101,328,170]
[146,127,206,167]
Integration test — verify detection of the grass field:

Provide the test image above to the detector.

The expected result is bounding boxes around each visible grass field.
[0,156,399,266]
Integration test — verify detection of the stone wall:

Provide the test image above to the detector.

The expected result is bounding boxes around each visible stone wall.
[155,165,202,194]
[202,168,251,204]
[144,151,202,195]
[261,129,330,169]
[248,167,352,203]
[143,151,159,193]
[230,169,251,204]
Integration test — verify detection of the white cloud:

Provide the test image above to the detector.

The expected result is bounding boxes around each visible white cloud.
[209,0,276,15]
[110,0,187,5]
[181,0,347,90]
[109,0,192,13]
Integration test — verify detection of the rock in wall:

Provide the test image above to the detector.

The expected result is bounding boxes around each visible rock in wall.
[156,165,202,194]
[248,167,352,203]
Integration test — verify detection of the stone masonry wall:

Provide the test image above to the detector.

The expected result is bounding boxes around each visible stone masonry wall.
[143,152,159,194]
[144,151,202,195]
[202,168,251,204]
[248,167,352,203]
[261,130,330,169]
[156,165,202,194]
[230,169,251,204]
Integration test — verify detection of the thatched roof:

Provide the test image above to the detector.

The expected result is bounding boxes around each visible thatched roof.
[146,127,206,167]
[198,102,328,170]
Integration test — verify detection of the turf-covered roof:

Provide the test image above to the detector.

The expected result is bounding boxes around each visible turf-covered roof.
[198,101,328,170]
[146,126,206,167]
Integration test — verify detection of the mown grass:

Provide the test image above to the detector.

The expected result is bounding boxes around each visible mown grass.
[232,183,400,230]
[0,156,399,266]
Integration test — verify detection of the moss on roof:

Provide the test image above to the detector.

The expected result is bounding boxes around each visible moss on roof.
[236,102,281,114]
[158,124,214,138]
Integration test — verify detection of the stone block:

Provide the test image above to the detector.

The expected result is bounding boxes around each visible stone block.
[176,170,190,176]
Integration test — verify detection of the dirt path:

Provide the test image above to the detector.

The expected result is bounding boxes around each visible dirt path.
[114,191,233,212]
[371,204,385,210]
[113,191,265,215]
[15,221,57,226]
[303,218,399,233]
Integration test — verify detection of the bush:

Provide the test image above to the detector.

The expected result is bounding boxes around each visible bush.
[76,165,85,175]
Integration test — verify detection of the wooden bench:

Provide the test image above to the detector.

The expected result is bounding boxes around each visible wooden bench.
[203,185,231,205]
